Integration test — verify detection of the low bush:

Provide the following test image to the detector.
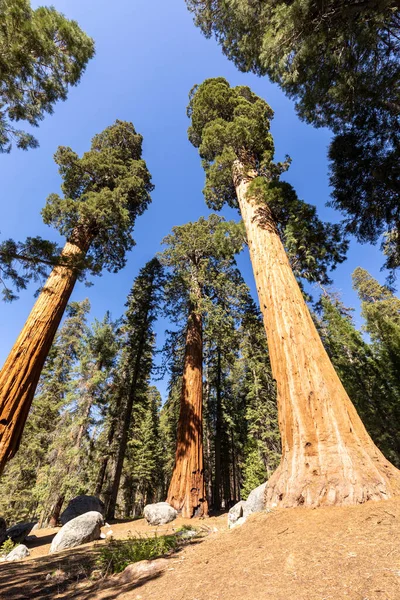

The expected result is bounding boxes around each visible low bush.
[97,533,178,575]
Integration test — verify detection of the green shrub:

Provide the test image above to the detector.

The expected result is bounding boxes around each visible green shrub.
[96,534,178,575]
[0,538,16,556]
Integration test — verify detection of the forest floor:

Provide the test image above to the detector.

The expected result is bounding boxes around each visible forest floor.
[1,498,400,599]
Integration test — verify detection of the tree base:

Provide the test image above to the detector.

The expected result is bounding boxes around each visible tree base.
[265,446,400,508]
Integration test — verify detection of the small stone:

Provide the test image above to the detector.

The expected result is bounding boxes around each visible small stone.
[6,544,30,561]
[228,501,246,528]
[117,558,169,584]
[100,533,106,539]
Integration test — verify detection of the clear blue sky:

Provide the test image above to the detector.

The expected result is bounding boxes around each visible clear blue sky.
[0,0,391,399]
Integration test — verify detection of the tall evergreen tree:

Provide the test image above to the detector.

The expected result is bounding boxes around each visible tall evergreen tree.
[186,1,400,266]
[98,258,164,520]
[187,77,400,508]
[0,0,94,152]
[161,214,244,518]
[0,120,154,472]
[316,292,400,469]
[0,300,90,524]
[122,386,164,517]
[353,268,400,391]
[46,312,119,526]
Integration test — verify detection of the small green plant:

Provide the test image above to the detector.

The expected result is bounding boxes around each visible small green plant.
[96,533,178,575]
[0,538,16,556]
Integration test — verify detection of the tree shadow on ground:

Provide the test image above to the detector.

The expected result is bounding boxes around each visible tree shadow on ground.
[0,538,204,599]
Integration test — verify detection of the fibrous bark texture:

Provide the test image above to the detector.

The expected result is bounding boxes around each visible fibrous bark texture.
[234,160,400,508]
[0,231,90,473]
[167,309,208,518]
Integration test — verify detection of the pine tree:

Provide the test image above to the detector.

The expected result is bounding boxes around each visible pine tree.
[316,292,400,469]
[122,386,164,517]
[0,121,153,472]
[353,268,400,399]
[0,0,94,152]
[161,214,244,517]
[187,77,400,508]
[0,300,90,524]
[99,258,164,520]
[46,312,119,526]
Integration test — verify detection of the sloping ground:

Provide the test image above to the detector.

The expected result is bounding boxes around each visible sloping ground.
[2,499,400,599]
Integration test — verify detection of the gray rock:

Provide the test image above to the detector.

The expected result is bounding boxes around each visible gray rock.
[60,495,105,526]
[243,482,267,518]
[228,501,246,529]
[6,522,37,543]
[0,518,7,546]
[49,511,104,554]
[143,502,177,526]
[6,544,30,561]
[230,516,247,529]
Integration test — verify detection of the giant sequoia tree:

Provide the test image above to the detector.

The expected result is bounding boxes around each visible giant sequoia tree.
[187,78,400,507]
[0,0,94,152]
[186,1,400,268]
[161,215,244,518]
[0,120,153,472]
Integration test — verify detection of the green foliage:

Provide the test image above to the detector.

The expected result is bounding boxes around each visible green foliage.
[0,0,94,152]
[240,441,267,500]
[96,534,178,575]
[187,1,400,268]
[187,78,347,284]
[316,289,400,467]
[123,386,164,514]
[97,259,164,517]
[160,214,244,320]
[42,120,154,275]
[0,236,60,301]
[0,538,16,556]
[0,300,91,523]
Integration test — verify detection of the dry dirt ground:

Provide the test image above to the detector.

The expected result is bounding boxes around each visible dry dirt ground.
[1,499,400,599]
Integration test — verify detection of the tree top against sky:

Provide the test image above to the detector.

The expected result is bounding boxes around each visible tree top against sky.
[41,119,154,275]
[187,78,348,285]
[0,0,94,152]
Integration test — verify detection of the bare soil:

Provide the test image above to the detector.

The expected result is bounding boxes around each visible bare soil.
[1,499,400,599]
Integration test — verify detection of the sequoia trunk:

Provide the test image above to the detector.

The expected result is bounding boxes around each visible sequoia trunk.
[233,160,400,507]
[166,308,208,518]
[0,230,91,473]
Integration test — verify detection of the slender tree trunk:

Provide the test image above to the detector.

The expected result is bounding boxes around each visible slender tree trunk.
[166,308,208,518]
[0,229,91,473]
[106,335,147,520]
[213,349,222,510]
[49,495,65,528]
[233,160,400,507]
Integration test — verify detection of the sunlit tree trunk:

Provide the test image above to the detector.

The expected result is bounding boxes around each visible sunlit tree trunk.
[0,229,91,474]
[233,160,400,507]
[167,306,208,518]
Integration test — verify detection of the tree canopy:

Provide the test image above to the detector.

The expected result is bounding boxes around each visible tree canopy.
[187,77,348,284]
[186,1,400,270]
[42,119,154,275]
[0,0,94,152]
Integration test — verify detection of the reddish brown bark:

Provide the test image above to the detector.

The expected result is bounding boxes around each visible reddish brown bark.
[0,229,91,473]
[233,160,400,508]
[166,308,208,518]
